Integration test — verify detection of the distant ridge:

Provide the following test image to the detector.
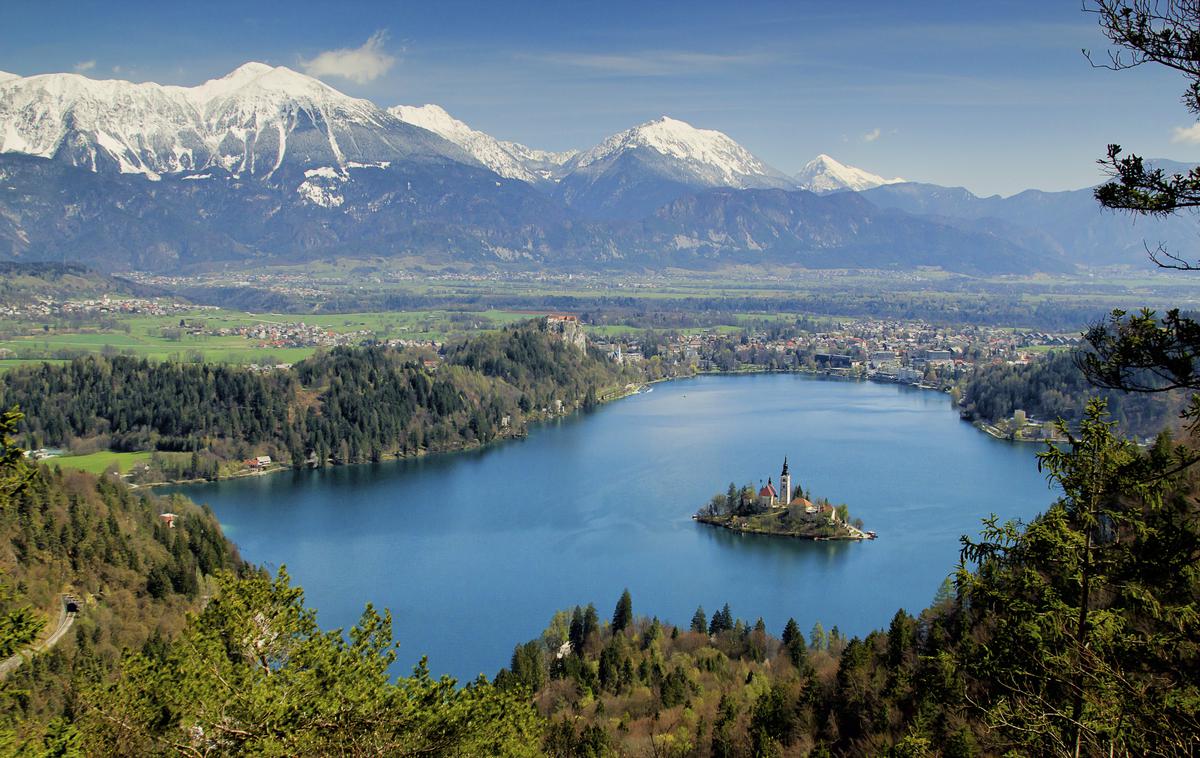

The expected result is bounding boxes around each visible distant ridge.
[0,64,1193,273]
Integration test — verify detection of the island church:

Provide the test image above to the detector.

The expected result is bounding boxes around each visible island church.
[757,457,819,513]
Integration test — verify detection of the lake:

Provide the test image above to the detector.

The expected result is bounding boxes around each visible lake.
[167,373,1056,682]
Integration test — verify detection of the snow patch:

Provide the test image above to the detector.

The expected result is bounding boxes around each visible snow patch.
[304,166,343,179]
[389,103,573,183]
[296,180,344,207]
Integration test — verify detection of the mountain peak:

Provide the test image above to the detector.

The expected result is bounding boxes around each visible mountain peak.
[0,62,466,179]
[0,71,19,84]
[796,154,904,193]
[185,62,342,106]
[573,115,789,190]
[229,61,274,76]
[390,104,466,137]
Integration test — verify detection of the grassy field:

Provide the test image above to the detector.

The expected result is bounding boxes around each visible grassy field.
[48,450,154,474]
[0,308,534,364]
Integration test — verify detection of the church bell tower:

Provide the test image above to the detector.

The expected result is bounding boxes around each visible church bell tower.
[780,457,792,506]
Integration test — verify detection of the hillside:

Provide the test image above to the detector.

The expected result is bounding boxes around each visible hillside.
[0,262,158,304]
[959,349,1189,438]
[0,406,242,747]
[0,407,542,755]
[0,319,638,480]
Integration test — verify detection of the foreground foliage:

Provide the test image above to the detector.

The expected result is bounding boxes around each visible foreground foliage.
[84,570,543,757]
[0,408,241,752]
[508,402,1200,756]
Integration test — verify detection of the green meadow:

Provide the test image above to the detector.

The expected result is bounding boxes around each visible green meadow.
[48,450,154,475]
[0,308,534,364]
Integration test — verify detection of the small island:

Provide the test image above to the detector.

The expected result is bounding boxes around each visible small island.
[694,457,875,541]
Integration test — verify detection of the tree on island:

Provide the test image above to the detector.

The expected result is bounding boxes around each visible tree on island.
[690,606,707,634]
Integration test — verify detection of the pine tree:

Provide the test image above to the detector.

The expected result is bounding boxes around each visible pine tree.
[781,617,800,646]
[612,589,633,633]
[690,606,707,634]
[709,604,734,635]
[582,603,600,642]
[568,606,585,651]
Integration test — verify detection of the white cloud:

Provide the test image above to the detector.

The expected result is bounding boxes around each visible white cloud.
[73,60,96,73]
[300,31,396,84]
[862,128,882,143]
[1172,123,1200,144]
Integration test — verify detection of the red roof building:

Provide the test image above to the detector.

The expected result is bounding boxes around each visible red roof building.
[758,478,779,507]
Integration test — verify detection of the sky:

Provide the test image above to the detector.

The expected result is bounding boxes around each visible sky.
[1,0,1197,196]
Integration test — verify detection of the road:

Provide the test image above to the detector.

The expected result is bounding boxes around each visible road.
[0,595,76,679]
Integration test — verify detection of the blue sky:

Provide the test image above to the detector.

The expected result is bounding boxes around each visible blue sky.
[2,0,1196,195]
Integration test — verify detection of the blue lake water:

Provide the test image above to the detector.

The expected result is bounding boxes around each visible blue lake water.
[167,373,1056,682]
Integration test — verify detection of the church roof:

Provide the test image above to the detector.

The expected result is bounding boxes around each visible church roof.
[759,482,778,498]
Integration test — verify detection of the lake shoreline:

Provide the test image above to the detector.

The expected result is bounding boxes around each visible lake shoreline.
[170,371,1054,683]
[136,367,989,489]
[693,513,873,541]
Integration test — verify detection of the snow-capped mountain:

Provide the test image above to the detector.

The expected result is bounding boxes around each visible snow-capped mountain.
[796,154,905,193]
[568,116,791,188]
[0,62,1160,275]
[389,104,575,184]
[555,116,794,218]
[0,63,473,179]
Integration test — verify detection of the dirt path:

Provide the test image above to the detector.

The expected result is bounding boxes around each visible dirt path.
[0,596,76,679]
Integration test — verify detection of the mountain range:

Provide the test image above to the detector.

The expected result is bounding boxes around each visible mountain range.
[0,62,1192,275]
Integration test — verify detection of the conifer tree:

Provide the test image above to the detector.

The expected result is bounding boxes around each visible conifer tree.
[781,617,800,646]
[958,399,1193,755]
[582,603,600,642]
[612,588,633,633]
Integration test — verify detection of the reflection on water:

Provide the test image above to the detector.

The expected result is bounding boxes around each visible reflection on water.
[168,373,1053,681]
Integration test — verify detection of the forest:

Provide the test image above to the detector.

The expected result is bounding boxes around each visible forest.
[0,318,637,478]
[958,349,1189,438]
